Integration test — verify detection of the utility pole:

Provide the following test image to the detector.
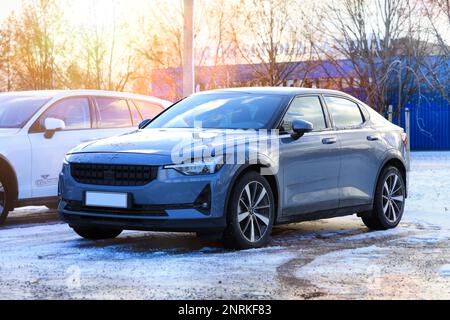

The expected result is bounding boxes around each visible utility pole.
[183,0,195,97]
[405,107,411,171]
[388,105,393,123]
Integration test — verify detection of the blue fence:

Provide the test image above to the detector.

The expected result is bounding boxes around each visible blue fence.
[396,93,450,150]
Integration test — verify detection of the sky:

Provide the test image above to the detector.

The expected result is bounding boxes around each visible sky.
[0,0,159,49]
[0,0,448,47]
[0,0,21,22]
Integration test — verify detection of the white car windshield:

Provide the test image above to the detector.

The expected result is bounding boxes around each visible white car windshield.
[0,95,51,128]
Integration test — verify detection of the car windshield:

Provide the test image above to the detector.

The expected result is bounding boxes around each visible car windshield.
[147,92,286,129]
[0,95,51,128]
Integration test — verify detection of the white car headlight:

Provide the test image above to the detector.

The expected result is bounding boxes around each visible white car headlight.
[164,162,224,175]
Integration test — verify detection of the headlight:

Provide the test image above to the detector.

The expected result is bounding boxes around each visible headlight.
[164,162,224,175]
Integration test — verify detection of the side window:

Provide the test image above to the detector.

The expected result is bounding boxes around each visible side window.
[282,96,326,132]
[325,96,364,128]
[36,98,91,131]
[96,97,133,128]
[129,102,143,126]
[134,100,164,120]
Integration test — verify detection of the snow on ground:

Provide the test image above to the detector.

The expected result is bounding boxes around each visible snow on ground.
[291,152,450,299]
[441,265,450,277]
[404,152,450,231]
[0,223,296,299]
[0,152,449,299]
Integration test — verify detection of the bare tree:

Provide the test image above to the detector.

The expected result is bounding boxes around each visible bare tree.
[135,0,184,99]
[313,0,445,117]
[7,0,66,90]
[136,0,240,99]
[420,0,449,102]
[0,16,16,91]
[66,1,138,92]
[194,0,241,90]
[422,0,449,52]
[231,0,316,87]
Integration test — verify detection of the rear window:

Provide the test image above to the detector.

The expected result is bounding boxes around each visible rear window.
[96,98,133,128]
[325,96,364,128]
[133,100,164,120]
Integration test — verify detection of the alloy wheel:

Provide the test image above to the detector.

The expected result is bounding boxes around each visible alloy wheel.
[382,173,405,223]
[237,181,272,243]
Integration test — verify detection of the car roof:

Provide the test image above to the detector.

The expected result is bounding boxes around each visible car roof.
[198,87,355,98]
[0,90,172,107]
[0,90,65,98]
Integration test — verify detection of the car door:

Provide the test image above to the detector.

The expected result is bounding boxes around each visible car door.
[323,95,384,208]
[28,97,97,198]
[93,96,139,140]
[279,95,341,216]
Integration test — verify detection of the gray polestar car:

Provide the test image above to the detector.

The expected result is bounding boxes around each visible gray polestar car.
[59,88,408,249]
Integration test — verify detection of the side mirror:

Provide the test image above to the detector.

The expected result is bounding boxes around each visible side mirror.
[291,119,313,140]
[44,118,65,139]
[138,119,152,130]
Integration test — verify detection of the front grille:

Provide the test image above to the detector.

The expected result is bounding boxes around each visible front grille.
[70,163,158,186]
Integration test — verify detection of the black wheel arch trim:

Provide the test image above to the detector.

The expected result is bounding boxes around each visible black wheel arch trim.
[224,164,281,224]
[0,154,19,206]
[374,150,408,201]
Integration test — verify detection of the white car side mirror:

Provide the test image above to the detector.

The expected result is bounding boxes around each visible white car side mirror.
[44,118,66,131]
[44,118,65,139]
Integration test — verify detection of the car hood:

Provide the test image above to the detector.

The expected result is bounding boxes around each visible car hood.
[68,128,279,159]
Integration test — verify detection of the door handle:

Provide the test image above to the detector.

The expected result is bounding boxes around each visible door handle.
[322,137,337,145]
[367,135,380,141]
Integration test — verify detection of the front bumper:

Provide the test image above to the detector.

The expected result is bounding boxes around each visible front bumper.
[59,202,226,232]
[58,153,236,233]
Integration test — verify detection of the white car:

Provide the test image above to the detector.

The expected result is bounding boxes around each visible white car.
[0,90,171,224]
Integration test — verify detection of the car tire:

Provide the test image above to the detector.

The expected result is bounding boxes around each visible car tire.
[71,226,123,240]
[0,173,13,226]
[361,166,406,230]
[223,171,275,250]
